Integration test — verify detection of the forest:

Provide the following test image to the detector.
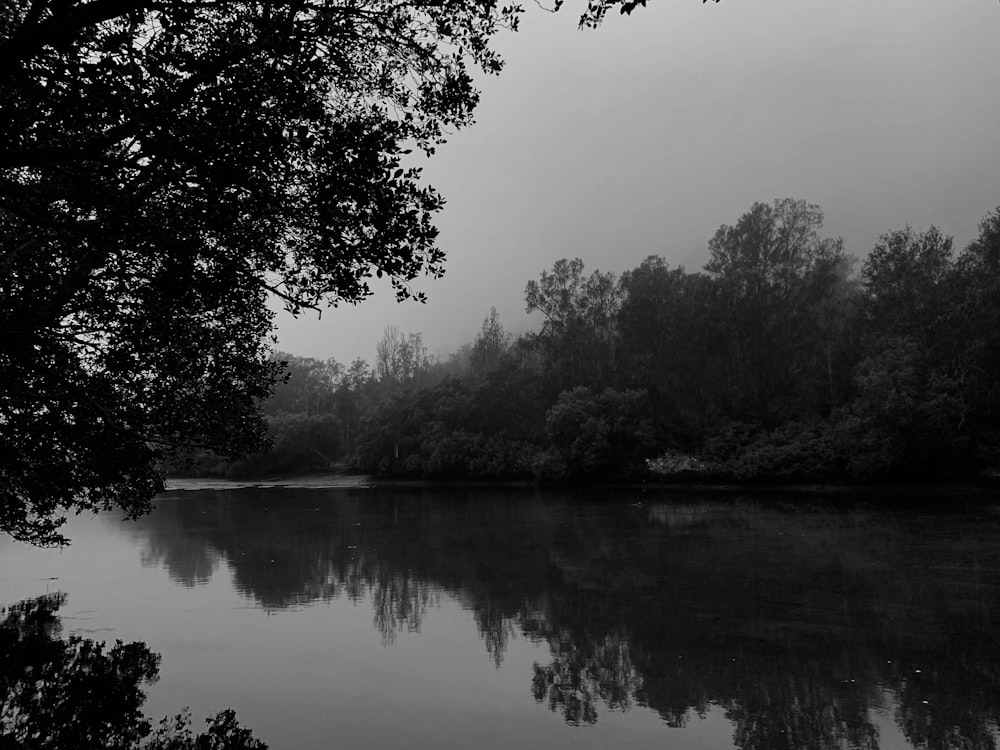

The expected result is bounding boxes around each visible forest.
[172,198,1000,484]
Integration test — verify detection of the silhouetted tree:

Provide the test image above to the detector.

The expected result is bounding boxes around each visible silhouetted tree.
[861,226,958,355]
[705,199,847,419]
[542,386,656,478]
[954,208,1000,447]
[470,307,510,376]
[264,353,340,418]
[525,259,622,391]
[0,0,524,543]
[617,257,722,435]
[375,324,430,385]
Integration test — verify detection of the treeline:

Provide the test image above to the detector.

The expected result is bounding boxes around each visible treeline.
[173,198,1000,482]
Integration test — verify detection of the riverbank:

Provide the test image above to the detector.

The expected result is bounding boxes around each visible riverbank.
[164,473,374,491]
[163,470,1000,496]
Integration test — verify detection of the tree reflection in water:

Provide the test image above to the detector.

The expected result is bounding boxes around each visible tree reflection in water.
[531,631,640,726]
[0,594,266,749]
[132,488,1000,750]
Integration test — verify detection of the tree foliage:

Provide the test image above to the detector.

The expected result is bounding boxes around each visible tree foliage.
[862,226,957,349]
[375,324,429,384]
[617,257,718,434]
[350,201,1000,483]
[470,306,510,376]
[542,386,655,478]
[525,258,622,391]
[704,198,852,418]
[0,0,523,543]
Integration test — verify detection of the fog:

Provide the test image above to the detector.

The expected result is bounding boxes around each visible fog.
[275,0,1000,365]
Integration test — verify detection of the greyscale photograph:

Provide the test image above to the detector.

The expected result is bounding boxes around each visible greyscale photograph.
[2,1,999,748]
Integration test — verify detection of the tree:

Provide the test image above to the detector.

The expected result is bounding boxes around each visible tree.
[470,306,510,376]
[852,216,1000,467]
[263,353,340,417]
[575,0,720,27]
[331,357,374,455]
[525,258,622,391]
[834,339,964,478]
[704,199,848,418]
[861,226,957,351]
[0,0,518,544]
[954,208,1000,440]
[617,256,720,433]
[542,386,656,478]
[344,358,374,392]
[798,246,861,415]
[261,412,343,474]
[375,324,428,384]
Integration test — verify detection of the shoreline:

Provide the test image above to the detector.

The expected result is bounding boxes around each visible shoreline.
[163,471,1000,495]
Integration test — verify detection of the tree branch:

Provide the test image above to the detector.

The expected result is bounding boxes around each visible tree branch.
[0,0,148,72]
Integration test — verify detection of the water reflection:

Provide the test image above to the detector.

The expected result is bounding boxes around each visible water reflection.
[140,531,219,587]
[0,593,265,749]
[127,487,1000,750]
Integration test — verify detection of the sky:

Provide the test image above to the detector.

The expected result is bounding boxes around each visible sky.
[274,0,1000,365]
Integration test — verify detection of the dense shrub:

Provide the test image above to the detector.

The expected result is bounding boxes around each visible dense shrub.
[543,387,658,479]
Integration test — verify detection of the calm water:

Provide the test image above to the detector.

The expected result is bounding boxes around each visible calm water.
[2,485,1000,750]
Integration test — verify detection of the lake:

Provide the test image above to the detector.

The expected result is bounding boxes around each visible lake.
[2,484,999,749]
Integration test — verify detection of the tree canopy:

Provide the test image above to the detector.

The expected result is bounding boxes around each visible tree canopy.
[0,0,723,544]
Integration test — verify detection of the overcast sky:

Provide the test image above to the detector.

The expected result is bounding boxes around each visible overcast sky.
[274,0,1000,365]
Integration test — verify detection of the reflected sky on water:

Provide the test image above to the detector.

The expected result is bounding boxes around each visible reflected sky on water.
[2,486,999,750]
